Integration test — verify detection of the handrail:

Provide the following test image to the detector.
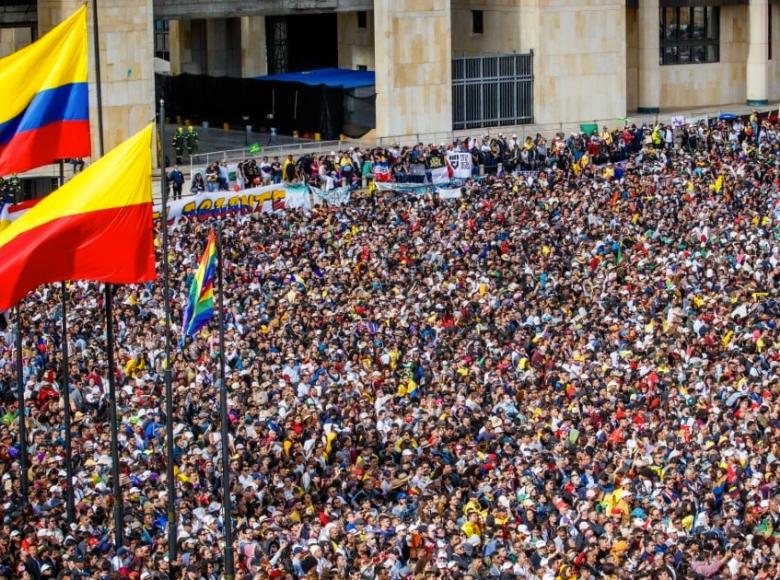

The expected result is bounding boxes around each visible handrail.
[189,139,371,174]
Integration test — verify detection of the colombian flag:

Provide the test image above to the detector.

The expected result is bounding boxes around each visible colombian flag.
[182,232,217,337]
[0,125,156,311]
[0,6,90,175]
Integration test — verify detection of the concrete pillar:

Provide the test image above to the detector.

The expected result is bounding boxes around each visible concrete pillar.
[0,29,14,58]
[206,18,228,77]
[0,27,32,58]
[169,20,182,75]
[637,0,660,113]
[374,0,452,139]
[747,0,769,105]
[241,16,267,77]
[337,11,375,70]
[169,19,205,75]
[37,0,155,156]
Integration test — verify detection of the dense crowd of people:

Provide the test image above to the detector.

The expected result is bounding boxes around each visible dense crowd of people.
[196,114,770,194]
[2,113,780,579]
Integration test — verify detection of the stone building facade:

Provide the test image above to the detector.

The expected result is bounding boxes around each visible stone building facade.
[0,0,777,146]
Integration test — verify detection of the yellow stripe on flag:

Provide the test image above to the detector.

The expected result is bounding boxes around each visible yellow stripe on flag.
[0,125,153,248]
[0,6,88,125]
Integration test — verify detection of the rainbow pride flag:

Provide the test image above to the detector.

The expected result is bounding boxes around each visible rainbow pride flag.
[0,6,90,175]
[182,232,217,337]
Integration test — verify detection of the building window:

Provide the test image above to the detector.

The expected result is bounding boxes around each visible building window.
[472,10,484,34]
[357,11,367,29]
[154,19,170,61]
[660,6,719,65]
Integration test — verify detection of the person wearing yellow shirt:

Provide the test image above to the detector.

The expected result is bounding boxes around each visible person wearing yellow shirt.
[282,154,296,182]
[461,510,482,539]
[124,354,146,379]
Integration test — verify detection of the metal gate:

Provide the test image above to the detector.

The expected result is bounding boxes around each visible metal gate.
[452,53,534,130]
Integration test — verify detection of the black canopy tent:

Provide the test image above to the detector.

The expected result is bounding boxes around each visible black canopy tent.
[156,68,375,140]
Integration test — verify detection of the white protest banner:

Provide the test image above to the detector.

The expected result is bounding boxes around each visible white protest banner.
[153,183,311,226]
[428,154,450,185]
[447,151,473,179]
[374,181,463,200]
[436,186,462,200]
[310,185,351,206]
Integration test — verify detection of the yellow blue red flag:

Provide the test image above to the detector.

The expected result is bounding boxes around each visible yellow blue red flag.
[0,6,90,175]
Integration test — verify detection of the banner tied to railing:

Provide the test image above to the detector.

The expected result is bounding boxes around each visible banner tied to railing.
[153,181,465,227]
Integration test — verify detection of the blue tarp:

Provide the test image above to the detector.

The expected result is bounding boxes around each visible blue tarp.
[255,68,375,89]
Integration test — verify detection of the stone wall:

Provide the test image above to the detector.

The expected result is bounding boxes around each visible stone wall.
[0,27,31,59]
[374,0,452,138]
[337,10,374,70]
[533,0,627,124]
[660,5,748,109]
[451,0,536,56]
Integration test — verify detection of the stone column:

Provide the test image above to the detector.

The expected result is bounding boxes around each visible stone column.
[37,0,155,155]
[637,0,660,113]
[747,0,769,105]
[169,20,182,75]
[241,16,267,77]
[0,28,31,58]
[337,10,375,71]
[206,18,228,77]
[374,0,452,139]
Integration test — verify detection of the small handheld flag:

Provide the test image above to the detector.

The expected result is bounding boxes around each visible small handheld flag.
[182,232,217,337]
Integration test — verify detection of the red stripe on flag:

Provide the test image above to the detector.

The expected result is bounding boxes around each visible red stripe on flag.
[0,202,155,310]
[0,120,91,176]
[9,199,41,213]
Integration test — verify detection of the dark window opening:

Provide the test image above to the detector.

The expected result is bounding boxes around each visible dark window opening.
[472,10,484,35]
[357,11,367,29]
[154,19,170,62]
[356,64,367,71]
[660,6,719,65]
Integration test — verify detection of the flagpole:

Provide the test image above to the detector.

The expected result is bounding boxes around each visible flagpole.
[215,221,235,580]
[105,286,123,547]
[91,0,121,548]
[61,280,75,525]
[14,306,28,503]
[59,160,75,526]
[159,99,178,561]
[91,0,105,157]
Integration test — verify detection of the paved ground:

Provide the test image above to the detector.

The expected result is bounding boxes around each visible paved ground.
[161,123,306,167]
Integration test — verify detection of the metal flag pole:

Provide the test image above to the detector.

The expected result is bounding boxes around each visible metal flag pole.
[59,160,75,526]
[105,286,123,547]
[159,99,178,561]
[15,306,28,503]
[91,0,121,548]
[91,0,105,157]
[215,221,235,579]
